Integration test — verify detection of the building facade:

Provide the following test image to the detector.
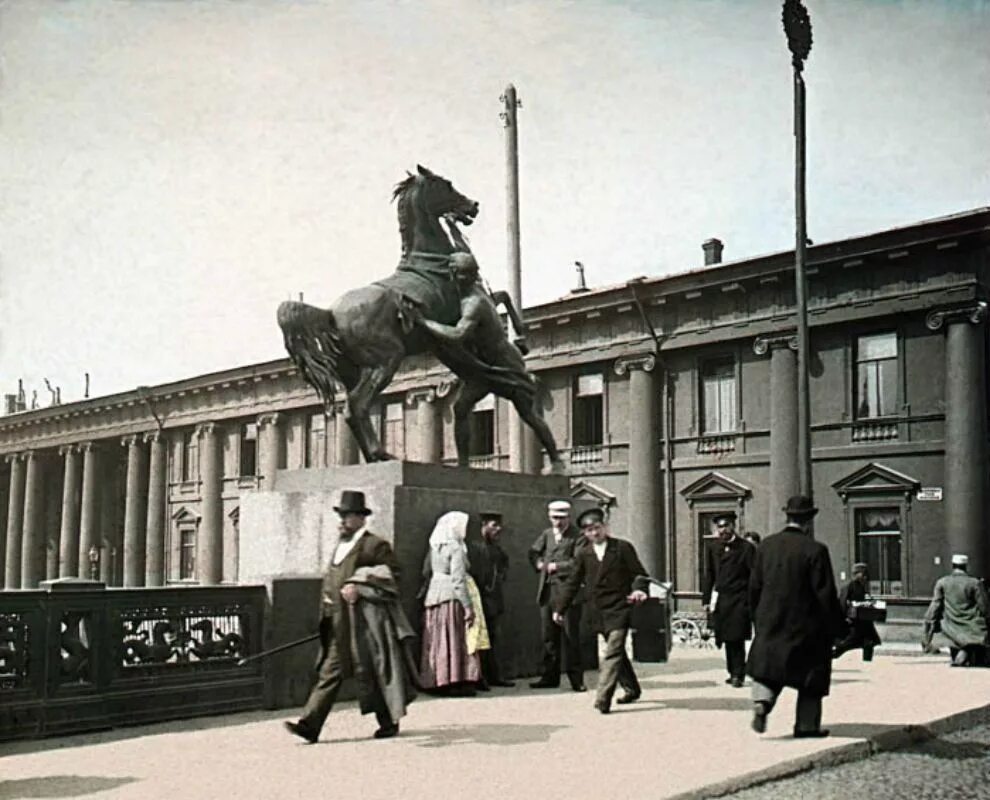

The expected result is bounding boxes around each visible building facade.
[2,208,988,617]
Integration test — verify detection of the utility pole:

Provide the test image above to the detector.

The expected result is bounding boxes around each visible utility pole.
[783,0,813,498]
[501,84,538,473]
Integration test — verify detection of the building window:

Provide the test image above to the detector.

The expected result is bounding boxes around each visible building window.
[470,394,495,457]
[856,332,898,418]
[381,401,405,456]
[701,359,737,434]
[305,412,326,468]
[179,527,196,580]
[239,423,258,477]
[181,431,197,481]
[855,507,903,596]
[573,374,604,447]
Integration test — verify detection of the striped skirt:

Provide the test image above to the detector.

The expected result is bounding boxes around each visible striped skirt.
[419,600,482,689]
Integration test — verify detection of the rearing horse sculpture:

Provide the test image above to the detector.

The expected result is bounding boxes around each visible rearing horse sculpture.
[277,165,478,462]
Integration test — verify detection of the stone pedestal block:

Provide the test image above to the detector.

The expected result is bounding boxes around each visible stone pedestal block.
[239,461,576,709]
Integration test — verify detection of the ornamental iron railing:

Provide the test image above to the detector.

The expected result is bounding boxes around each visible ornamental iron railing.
[0,582,265,741]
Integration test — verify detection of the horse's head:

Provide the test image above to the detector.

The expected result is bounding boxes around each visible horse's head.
[401,164,479,226]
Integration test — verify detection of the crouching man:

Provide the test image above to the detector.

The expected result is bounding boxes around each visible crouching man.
[553,507,650,714]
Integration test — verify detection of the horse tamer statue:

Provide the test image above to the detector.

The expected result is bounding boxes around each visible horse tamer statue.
[277,165,564,473]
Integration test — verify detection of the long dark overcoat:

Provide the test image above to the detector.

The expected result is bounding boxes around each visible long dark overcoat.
[702,536,755,645]
[745,524,845,696]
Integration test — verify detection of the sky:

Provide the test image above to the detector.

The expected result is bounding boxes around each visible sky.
[1,0,988,404]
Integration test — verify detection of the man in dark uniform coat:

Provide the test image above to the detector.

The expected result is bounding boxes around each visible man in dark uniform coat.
[468,511,515,688]
[747,495,845,738]
[833,562,882,661]
[702,511,755,687]
[285,490,405,743]
[528,500,586,691]
[553,507,650,714]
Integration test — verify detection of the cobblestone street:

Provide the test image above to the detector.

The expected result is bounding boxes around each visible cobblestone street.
[722,720,990,800]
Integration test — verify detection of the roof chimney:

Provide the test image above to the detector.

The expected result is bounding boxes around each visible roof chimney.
[702,238,724,266]
[571,261,590,294]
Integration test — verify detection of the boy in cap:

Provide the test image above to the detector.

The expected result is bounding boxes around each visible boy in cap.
[701,511,755,687]
[833,562,882,661]
[923,554,989,666]
[528,500,587,691]
[553,507,650,714]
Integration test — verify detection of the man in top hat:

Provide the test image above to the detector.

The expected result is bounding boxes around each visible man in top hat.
[702,511,756,687]
[468,511,515,687]
[285,490,413,743]
[553,507,650,714]
[528,499,587,691]
[833,562,882,661]
[746,495,845,738]
[923,554,989,667]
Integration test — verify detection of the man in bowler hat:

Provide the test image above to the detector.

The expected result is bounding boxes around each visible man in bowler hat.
[285,490,410,743]
[553,507,650,714]
[468,511,515,687]
[702,511,755,687]
[528,500,586,691]
[746,495,845,738]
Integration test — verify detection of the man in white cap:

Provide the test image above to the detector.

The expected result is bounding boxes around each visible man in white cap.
[922,554,989,666]
[528,500,587,691]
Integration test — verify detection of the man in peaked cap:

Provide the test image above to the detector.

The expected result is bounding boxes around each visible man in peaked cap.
[285,490,415,743]
[553,507,650,713]
[468,511,515,687]
[923,553,989,666]
[833,562,882,661]
[528,499,587,691]
[702,510,756,687]
[746,495,845,738]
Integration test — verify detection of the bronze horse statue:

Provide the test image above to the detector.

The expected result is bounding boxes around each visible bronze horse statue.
[277,165,562,470]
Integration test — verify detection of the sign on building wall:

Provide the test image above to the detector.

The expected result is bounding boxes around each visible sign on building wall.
[917,487,943,501]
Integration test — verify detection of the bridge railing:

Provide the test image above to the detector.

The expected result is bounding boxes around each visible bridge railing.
[0,581,266,741]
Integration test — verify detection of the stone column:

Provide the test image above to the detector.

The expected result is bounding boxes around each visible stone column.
[258,413,281,489]
[197,422,223,584]
[4,454,26,589]
[754,332,799,533]
[334,405,360,466]
[407,389,441,463]
[510,419,542,474]
[615,354,661,577]
[928,303,989,574]
[58,445,82,577]
[78,442,100,579]
[145,432,167,587]
[20,451,45,588]
[121,434,149,587]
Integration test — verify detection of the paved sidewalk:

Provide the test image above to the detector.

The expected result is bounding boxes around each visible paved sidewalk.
[2,649,989,800]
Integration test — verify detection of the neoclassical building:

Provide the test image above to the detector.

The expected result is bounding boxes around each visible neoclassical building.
[2,208,988,623]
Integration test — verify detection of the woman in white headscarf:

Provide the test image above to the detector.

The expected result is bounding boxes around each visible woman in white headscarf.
[419,511,487,693]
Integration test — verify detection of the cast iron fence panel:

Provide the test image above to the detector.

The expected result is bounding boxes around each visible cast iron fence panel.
[0,585,266,741]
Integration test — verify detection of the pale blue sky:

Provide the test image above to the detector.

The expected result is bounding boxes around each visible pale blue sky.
[1,0,988,403]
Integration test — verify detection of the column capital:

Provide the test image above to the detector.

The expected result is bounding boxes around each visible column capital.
[405,387,438,407]
[257,412,281,428]
[614,353,656,376]
[4,451,23,465]
[753,331,798,356]
[144,430,165,444]
[926,301,988,331]
[195,422,218,439]
[436,379,460,398]
[121,434,147,448]
[78,440,97,454]
[58,443,79,457]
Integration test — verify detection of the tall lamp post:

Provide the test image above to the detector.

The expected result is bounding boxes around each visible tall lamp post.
[783,0,814,498]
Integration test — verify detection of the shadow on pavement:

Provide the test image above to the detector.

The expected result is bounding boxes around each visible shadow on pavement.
[650,655,724,674]
[618,696,753,713]
[903,738,990,760]
[636,679,720,690]
[0,775,138,799]
[404,723,569,748]
[0,708,290,757]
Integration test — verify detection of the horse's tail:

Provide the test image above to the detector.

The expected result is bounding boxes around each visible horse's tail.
[277,300,344,413]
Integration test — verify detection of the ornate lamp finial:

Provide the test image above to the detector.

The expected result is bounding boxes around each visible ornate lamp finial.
[782,0,813,72]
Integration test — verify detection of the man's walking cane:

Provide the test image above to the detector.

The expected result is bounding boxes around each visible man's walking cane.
[236,633,321,667]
